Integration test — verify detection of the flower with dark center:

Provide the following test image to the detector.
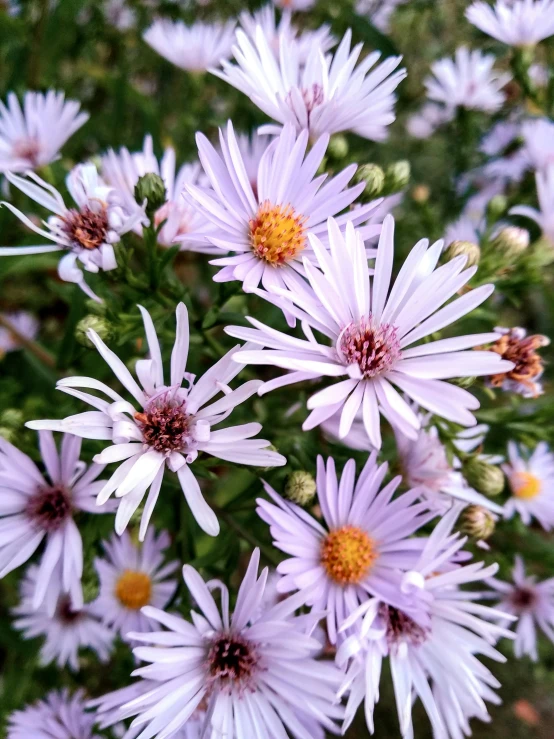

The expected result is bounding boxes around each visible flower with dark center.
[26,485,72,533]
[510,586,538,611]
[338,317,401,378]
[56,596,85,625]
[134,399,192,454]
[206,633,260,693]
[12,137,41,166]
[62,205,110,252]
[486,328,549,397]
[379,604,429,650]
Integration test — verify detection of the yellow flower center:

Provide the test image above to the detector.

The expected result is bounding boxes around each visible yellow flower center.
[249,201,306,266]
[511,471,541,500]
[320,525,377,585]
[115,570,152,610]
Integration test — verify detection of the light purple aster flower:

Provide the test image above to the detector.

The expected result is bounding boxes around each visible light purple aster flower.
[144,20,236,73]
[12,564,114,671]
[521,118,554,171]
[227,215,513,448]
[487,556,554,661]
[90,528,179,641]
[27,303,286,540]
[186,121,381,297]
[7,689,100,739]
[0,310,38,355]
[0,91,88,173]
[503,441,554,529]
[466,0,554,47]
[257,453,434,644]
[336,505,515,737]
[510,163,554,242]
[93,549,343,738]
[0,431,108,613]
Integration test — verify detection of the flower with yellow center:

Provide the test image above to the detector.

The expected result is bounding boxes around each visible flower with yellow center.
[511,471,541,500]
[115,570,153,610]
[249,201,307,266]
[320,525,377,585]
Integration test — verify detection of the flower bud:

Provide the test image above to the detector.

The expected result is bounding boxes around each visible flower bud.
[463,458,505,497]
[355,164,385,200]
[445,240,481,267]
[327,134,349,159]
[285,471,317,506]
[0,408,24,428]
[412,184,430,203]
[134,173,167,217]
[460,505,495,540]
[491,226,530,260]
[385,160,410,192]
[486,194,508,221]
[75,315,114,348]
[0,426,17,443]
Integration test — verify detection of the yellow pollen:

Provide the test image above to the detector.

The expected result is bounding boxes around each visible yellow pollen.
[115,570,152,610]
[321,525,377,585]
[249,201,306,266]
[511,471,541,500]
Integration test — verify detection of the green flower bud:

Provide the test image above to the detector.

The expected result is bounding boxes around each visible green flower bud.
[84,299,107,316]
[385,160,410,192]
[453,376,476,389]
[0,408,24,428]
[355,164,385,200]
[463,458,505,497]
[285,470,317,506]
[134,173,167,217]
[0,426,17,443]
[75,315,114,348]
[445,240,481,267]
[491,226,530,260]
[486,194,508,221]
[327,134,349,159]
[460,505,496,540]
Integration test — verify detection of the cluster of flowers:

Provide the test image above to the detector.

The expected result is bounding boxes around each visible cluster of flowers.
[2,0,554,737]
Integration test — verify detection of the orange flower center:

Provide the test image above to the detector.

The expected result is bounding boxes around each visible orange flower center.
[115,570,152,610]
[249,201,306,266]
[511,471,541,500]
[320,525,377,585]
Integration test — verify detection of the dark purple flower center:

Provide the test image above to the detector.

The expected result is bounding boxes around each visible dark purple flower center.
[379,604,429,649]
[134,399,192,454]
[510,586,537,611]
[62,206,109,251]
[56,596,84,625]
[338,317,401,378]
[206,633,260,692]
[13,137,41,165]
[26,485,72,532]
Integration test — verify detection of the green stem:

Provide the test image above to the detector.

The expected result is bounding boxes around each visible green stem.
[144,225,159,291]
[214,506,280,567]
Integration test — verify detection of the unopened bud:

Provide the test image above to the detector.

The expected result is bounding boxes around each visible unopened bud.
[0,408,24,428]
[0,426,16,443]
[463,458,505,497]
[76,315,114,348]
[491,226,530,260]
[285,470,317,506]
[134,173,167,217]
[412,184,430,203]
[327,134,349,159]
[487,194,508,221]
[385,160,410,192]
[461,505,496,540]
[355,164,385,200]
[445,240,481,267]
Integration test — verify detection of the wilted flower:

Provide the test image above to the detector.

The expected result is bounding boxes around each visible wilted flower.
[486,326,549,398]
[143,20,236,72]
[466,0,554,47]
[503,442,554,530]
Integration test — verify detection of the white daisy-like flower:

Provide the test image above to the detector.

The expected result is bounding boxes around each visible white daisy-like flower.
[90,528,178,641]
[425,47,510,113]
[406,102,453,138]
[0,91,88,173]
[7,689,100,739]
[0,432,109,613]
[27,303,286,540]
[227,215,513,448]
[212,28,406,140]
[487,556,554,661]
[230,131,272,195]
[143,19,236,73]
[510,163,554,242]
[101,134,217,252]
[0,310,38,355]
[503,441,554,529]
[187,121,381,296]
[239,5,335,61]
[12,564,114,671]
[521,118,554,171]
[257,453,433,644]
[466,0,554,47]
[93,549,344,738]
[321,409,373,451]
[0,164,145,301]
[337,505,515,738]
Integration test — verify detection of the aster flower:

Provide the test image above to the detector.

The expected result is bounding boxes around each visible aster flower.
[93,549,344,738]
[466,0,554,47]
[0,164,145,301]
[257,453,434,643]
[406,102,453,138]
[273,0,315,10]
[321,409,373,451]
[144,20,236,73]
[0,310,38,356]
[212,28,406,140]
[503,441,554,529]
[0,432,108,612]
[521,118,554,171]
[511,163,554,242]
[425,47,510,113]
[0,91,88,173]
[485,326,549,398]
[90,528,178,641]
[12,564,113,671]
[27,303,286,540]
[337,506,515,737]
[444,214,482,246]
[101,134,217,252]
[7,689,100,739]
[356,0,409,32]
[227,216,513,448]
[187,121,381,296]
[487,556,554,661]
